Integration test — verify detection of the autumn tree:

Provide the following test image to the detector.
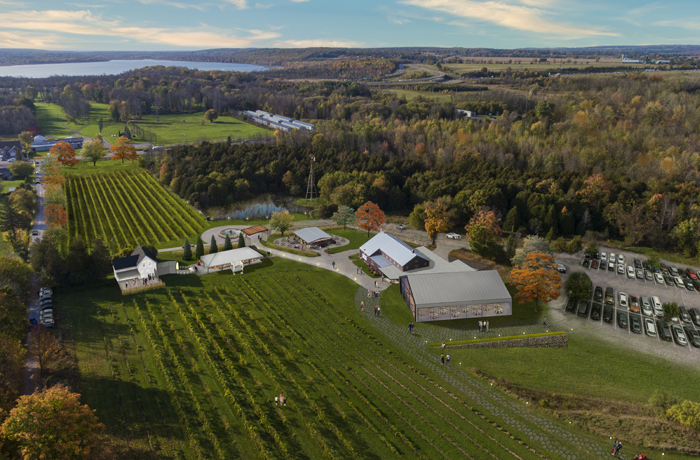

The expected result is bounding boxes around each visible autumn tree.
[0,337,27,414]
[1,385,106,459]
[204,109,218,123]
[40,159,64,188]
[82,137,107,166]
[270,211,294,236]
[424,198,452,245]
[356,201,385,237]
[49,141,78,167]
[576,174,611,209]
[44,204,68,228]
[109,136,138,163]
[510,251,562,312]
[331,205,355,230]
[511,235,552,266]
[28,326,67,383]
[464,210,501,258]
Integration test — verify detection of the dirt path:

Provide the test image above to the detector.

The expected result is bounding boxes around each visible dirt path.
[25,275,40,395]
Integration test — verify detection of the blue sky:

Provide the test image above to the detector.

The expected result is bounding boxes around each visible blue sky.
[1,0,699,50]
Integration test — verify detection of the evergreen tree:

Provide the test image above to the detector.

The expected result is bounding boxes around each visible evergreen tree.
[210,235,218,254]
[505,232,517,261]
[182,238,192,260]
[223,235,233,251]
[195,236,204,259]
[238,233,245,248]
[503,206,521,233]
[544,204,558,237]
[560,207,576,236]
[545,227,556,241]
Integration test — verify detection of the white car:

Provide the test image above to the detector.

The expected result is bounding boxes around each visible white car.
[644,317,656,337]
[609,253,616,264]
[617,264,625,274]
[618,254,625,265]
[601,252,607,262]
[446,233,461,239]
[640,296,653,317]
[627,265,635,279]
[619,292,628,309]
[654,272,664,284]
[652,296,664,317]
[674,276,684,288]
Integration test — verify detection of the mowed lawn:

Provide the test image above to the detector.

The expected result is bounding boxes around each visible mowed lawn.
[327,228,372,254]
[60,158,141,177]
[57,259,586,460]
[34,103,75,138]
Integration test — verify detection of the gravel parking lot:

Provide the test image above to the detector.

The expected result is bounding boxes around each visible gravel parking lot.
[553,245,700,366]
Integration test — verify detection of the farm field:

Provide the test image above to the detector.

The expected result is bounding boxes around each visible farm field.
[60,159,141,177]
[58,258,621,460]
[33,102,272,145]
[429,56,650,74]
[64,169,205,250]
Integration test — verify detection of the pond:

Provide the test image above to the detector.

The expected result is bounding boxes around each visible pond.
[211,196,312,221]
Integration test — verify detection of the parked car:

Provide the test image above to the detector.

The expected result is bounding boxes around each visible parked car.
[633,259,642,269]
[655,272,665,284]
[629,295,640,313]
[644,317,656,337]
[696,270,700,279]
[684,327,700,348]
[693,279,700,291]
[619,292,628,309]
[581,258,590,268]
[31,229,39,236]
[643,261,651,271]
[627,266,636,279]
[577,301,590,318]
[396,224,407,230]
[618,254,625,265]
[686,268,698,280]
[674,276,684,288]
[640,296,653,317]
[608,263,615,272]
[630,314,642,334]
[604,287,614,305]
[590,302,602,320]
[39,287,52,295]
[669,266,679,276]
[635,268,644,279]
[601,252,607,262]
[39,293,51,302]
[591,260,599,269]
[39,304,52,312]
[565,298,577,313]
[600,261,607,270]
[644,270,653,281]
[658,321,672,341]
[446,232,461,239]
[684,279,696,291]
[671,324,688,346]
[617,311,628,329]
[603,304,614,323]
[609,253,616,264]
[690,307,700,327]
[557,264,566,273]
[678,306,692,323]
[594,286,603,302]
[664,274,674,286]
[617,264,625,274]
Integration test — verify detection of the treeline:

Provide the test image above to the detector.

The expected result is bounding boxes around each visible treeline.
[0,86,38,135]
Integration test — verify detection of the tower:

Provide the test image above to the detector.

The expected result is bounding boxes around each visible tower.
[305,155,317,201]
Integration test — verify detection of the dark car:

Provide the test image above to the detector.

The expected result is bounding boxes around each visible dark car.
[658,321,672,342]
[39,294,51,302]
[594,286,603,302]
[630,314,642,334]
[600,261,607,270]
[690,308,700,327]
[617,310,628,328]
[590,302,602,321]
[577,301,590,318]
[693,279,700,291]
[684,279,696,291]
[590,260,599,269]
[664,274,674,286]
[39,303,52,311]
[396,224,407,230]
[603,304,614,323]
[685,327,700,348]
[565,298,577,313]
[581,258,590,268]
[633,259,642,269]
[679,306,692,323]
[642,261,651,270]
[604,287,614,305]
[669,266,679,276]
[671,324,688,346]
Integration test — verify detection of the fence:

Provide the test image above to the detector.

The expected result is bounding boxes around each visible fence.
[128,122,158,144]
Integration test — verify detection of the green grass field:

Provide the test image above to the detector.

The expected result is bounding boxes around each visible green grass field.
[57,257,641,460]
[60,159,141,177]
[327,228,372,254]
[1,177,33,193]
[34,103,75,138]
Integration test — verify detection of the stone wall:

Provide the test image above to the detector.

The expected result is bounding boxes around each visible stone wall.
[448,334,568,349]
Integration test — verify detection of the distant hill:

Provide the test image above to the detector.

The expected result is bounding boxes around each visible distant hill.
[1,45,698,67]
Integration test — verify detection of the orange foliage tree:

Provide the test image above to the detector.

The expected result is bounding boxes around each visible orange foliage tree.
[509,251,562,311]
[49,141,78,167]
[45,204,68,227]
[356,201,385,237]
[576,174,611,208]
[424,198,451,245]
[40,160,64,188]
[464,210,501,258]
[109,137,138,163]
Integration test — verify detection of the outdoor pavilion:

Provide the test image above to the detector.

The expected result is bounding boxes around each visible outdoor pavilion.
[293,227,334,248]
[197,247,264,274]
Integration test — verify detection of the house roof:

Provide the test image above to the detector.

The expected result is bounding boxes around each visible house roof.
[132,245,158,264]
[115,268,141,281]
[241,225,268,236]
[360,232,426,266]
[404,271,511,309]
[370,254,392,268]
[294,227,332,244]
[200,247,264,268]
[378,246,474,280]
[112,255,139,271]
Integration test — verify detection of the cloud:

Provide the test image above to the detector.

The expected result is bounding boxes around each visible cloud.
[0,31,61,49]
[401,0,619,39]
[255,2,274,8]
[0,9,280,48]
[222,0,248,7]
[654,19,700,30]
[278,39,363,47]
[134,0,207,10]
[290,0,309,2]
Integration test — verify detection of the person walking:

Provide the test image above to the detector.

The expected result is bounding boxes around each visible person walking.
[377,306,381,316]
[542,316,548,327]
[441,340,445,350]
[441,354,445,365]
[446,354,450,365]
[360,267,363,275]
[478,320,482,332]
[615,441,623,456]
[361,301,364,311]
[611,440,618,455]
[332,261,336,269]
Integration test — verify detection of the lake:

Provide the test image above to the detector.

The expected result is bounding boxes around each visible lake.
[0,59,269,78]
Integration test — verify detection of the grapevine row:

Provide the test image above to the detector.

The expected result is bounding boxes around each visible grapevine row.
[130,171,203,232]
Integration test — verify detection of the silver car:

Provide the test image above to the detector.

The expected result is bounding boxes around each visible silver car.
[674,276,684,288]
[644,317,656,337]
[640,296,653,317]
[609,253,617,264]
[617,264,625,274]
[627,266,635,278]
[654,272,664,284]
[619,292,628,309]
[644,270,653,281]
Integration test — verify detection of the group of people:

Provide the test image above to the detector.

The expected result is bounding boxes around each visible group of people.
[274,393,287,406]
[478,320,490,332]
[408,322,415,333]
[124,273,157,290]
[367,289,381,299]
[374,305,381,316]
[611,440,622,456]
[440,353,450,365]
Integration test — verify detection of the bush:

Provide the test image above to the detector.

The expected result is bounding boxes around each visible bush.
[662,302,679,319]
[650,389,682,410]
[567,236,583,254]
[317,203,338,219]
[583,240,598,255]
[564,272,592,301]
[551,237,567,253]
[667,400,700,431]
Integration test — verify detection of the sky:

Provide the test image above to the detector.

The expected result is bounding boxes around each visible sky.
[1,0,699,51]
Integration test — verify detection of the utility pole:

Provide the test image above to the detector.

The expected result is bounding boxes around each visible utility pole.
[305,155,317,202]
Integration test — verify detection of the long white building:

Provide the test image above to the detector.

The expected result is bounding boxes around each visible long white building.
[244,110,315,132]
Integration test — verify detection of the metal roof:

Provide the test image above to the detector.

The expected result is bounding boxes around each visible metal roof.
[112,255,139,271]
[200,247,263,268]
[294,227,332,244]
[360,232,426,266]
[115,269,141,281]
[377,246,474,280]
[404,271,511,309]
[370,254,392,268]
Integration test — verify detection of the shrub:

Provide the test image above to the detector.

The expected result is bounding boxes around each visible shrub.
[649,389,682,410]
[667,400,700,431]
[567,236,583,254]
[551,237,568,253]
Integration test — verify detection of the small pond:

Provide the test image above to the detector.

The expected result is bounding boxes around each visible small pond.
[211,196,312,221]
